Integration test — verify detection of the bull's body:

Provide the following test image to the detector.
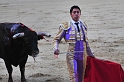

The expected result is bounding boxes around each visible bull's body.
[0,23,50,82]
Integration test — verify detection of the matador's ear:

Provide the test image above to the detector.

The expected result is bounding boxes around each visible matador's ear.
[59,22,70,30]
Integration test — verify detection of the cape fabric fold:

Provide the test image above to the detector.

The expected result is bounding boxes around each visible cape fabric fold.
[84,56,124,82]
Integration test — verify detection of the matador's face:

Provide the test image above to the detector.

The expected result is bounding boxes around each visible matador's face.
[70,8,81,22]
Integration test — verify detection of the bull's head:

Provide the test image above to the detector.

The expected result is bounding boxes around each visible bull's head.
[12,31,51,57]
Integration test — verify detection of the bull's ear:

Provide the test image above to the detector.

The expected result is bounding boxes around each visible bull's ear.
[13,33,24,39]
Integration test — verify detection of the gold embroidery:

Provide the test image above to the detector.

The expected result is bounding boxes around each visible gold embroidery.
[60,22,70,30]
[83,41,87,80]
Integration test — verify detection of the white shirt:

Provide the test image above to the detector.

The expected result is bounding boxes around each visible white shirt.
[71,20,82,31]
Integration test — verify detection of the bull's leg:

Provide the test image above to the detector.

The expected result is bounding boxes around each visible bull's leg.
[19,57,28,82]
[4,60,13,82]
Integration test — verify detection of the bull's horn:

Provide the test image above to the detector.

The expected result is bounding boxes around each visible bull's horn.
[37,32,51,37]
[13,33,24,39]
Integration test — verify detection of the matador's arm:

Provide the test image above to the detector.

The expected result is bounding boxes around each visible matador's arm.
[83,22,95,57]
[52,22,69,50]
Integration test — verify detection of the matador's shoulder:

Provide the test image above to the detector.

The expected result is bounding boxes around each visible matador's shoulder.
[83,22,87,27]
[82,21,88,31]
[59,21,70,30]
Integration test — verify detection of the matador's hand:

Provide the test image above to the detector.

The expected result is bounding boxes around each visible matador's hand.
[54,49,60,58]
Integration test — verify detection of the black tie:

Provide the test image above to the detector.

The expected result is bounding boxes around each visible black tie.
[75,23,80,32]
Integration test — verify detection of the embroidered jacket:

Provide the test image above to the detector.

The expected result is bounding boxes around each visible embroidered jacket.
[53,21,94,57]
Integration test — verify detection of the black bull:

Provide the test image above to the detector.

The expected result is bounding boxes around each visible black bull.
[0,23,51,82]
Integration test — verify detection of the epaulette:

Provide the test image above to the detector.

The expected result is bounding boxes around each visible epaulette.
[83,22,87,27]
[59,21,70,30]
[82,21,87,31]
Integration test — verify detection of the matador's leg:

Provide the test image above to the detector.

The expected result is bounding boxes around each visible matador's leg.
[77,60,83,82]
[66,53,76,82]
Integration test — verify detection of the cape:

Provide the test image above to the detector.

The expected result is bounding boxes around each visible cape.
[84,56,124,82]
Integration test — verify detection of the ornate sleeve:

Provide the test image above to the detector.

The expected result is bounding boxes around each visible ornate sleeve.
[84,22,95,57]
[52,26,66,50]
[86,41,94,57]
[52,22,69,50]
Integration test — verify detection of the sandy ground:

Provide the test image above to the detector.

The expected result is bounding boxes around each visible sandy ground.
[0,0,124,82]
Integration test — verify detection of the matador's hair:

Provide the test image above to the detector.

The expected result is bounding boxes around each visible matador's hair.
[70,5,81,14]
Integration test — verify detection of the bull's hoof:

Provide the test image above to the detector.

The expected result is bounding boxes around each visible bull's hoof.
[0,77,2,80]
[8,79,13,82]
[21,81,27,82]
[21,79,27,82]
